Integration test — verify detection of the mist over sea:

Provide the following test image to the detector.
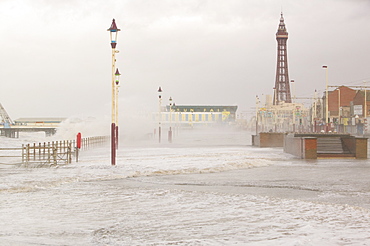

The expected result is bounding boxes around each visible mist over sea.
[1,127,370,245]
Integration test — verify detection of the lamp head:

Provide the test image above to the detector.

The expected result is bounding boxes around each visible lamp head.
[108,19,121,49]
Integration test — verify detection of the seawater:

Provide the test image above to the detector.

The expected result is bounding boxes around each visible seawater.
[1,129,370,245]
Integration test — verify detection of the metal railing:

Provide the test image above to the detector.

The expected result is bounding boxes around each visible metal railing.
[0,136,109,167]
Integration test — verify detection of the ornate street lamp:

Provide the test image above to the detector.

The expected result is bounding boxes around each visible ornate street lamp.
[158,86,162,143]
[108,19,120,165]
[108,19,120,49]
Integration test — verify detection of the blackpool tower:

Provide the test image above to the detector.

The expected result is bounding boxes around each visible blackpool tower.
[273,13,292,105]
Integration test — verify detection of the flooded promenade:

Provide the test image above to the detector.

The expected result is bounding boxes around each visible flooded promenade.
[1,129,370,245]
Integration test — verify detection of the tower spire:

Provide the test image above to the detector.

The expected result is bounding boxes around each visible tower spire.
[273,12,292,105]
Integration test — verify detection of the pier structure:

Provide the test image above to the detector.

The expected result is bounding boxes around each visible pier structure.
[1,118,65,138]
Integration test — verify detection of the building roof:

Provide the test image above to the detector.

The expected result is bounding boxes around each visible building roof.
[14,118,67,123]
[167,105,238,113]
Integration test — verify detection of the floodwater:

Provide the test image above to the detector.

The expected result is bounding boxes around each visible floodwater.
[1,128,370,245]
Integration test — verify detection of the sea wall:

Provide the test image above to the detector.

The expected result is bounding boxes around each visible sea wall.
[252,132,286,147]
[283,134,317,159]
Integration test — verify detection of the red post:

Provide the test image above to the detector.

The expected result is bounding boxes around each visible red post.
[76,132,82,162]
[77,132,82,149]
[111,123,116,165]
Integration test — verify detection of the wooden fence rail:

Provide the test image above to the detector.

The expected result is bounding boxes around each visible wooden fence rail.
[0,136,109,166]
[22,141,73,166]
[0,147,23,158]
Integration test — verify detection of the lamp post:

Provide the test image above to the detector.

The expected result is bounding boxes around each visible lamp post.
[273,88,277,132]
[365,88,367,118]
[313,89,318,132]
[173,102,178,136]
[158,86,162,143]
[322,65,329,132]
[168,97,173,143]
[290,80,295,103]
[115,68,121,149]
[292,107,296,132]
[255,95,259,135]
[108,19,120,165]
[336,87,341,132]
[363,81,367,119]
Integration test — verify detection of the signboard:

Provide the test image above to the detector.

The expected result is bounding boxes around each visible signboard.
[354,105,363,115]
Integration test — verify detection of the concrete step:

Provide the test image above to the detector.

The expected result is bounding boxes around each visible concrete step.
[317,153,355,158]
[317,137,348,154]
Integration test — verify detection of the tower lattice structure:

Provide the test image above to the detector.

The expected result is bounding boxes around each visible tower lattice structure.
[273,13,292,105]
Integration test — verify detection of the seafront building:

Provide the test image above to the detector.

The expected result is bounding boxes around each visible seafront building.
[154,105,238,128]
[256,96,310,133]
[256,86,370,135]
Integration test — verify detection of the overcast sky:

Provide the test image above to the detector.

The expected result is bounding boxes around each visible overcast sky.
[1,0,369,120]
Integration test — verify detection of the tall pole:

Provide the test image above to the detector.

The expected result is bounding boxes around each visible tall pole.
[323,65,329,132]
[364,82,367,135]
[158,86,162,143]
[290,80,295,103]
[313,89,317,132]
[292,108,296,132]
[168,97,173,143]
[255,95,259,135]
[337,88,341,122]
[108,19,120,165]
[273,88,277,132]
[364,81,367,119]
[337,88,341,132]
[115,68,121,149]
[311,96,314,132]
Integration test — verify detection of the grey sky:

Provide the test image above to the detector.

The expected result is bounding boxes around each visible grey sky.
[0,0,369,120]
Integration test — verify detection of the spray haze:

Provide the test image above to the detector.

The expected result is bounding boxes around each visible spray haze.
[0,0,368,121]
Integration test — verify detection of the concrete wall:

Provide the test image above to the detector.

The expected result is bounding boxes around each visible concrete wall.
[284,134,303,157]
[342,137,368,159]
[284,135,317,159]
[251,134,259,147]
[302,138,317,159]
[284,134,367,159]
[252,132,286,147]
[355,138,368,159]
[341,137,356,154]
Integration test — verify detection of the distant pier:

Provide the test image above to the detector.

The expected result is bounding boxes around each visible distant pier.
[1,118,65,138]
[1,127,57,138]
